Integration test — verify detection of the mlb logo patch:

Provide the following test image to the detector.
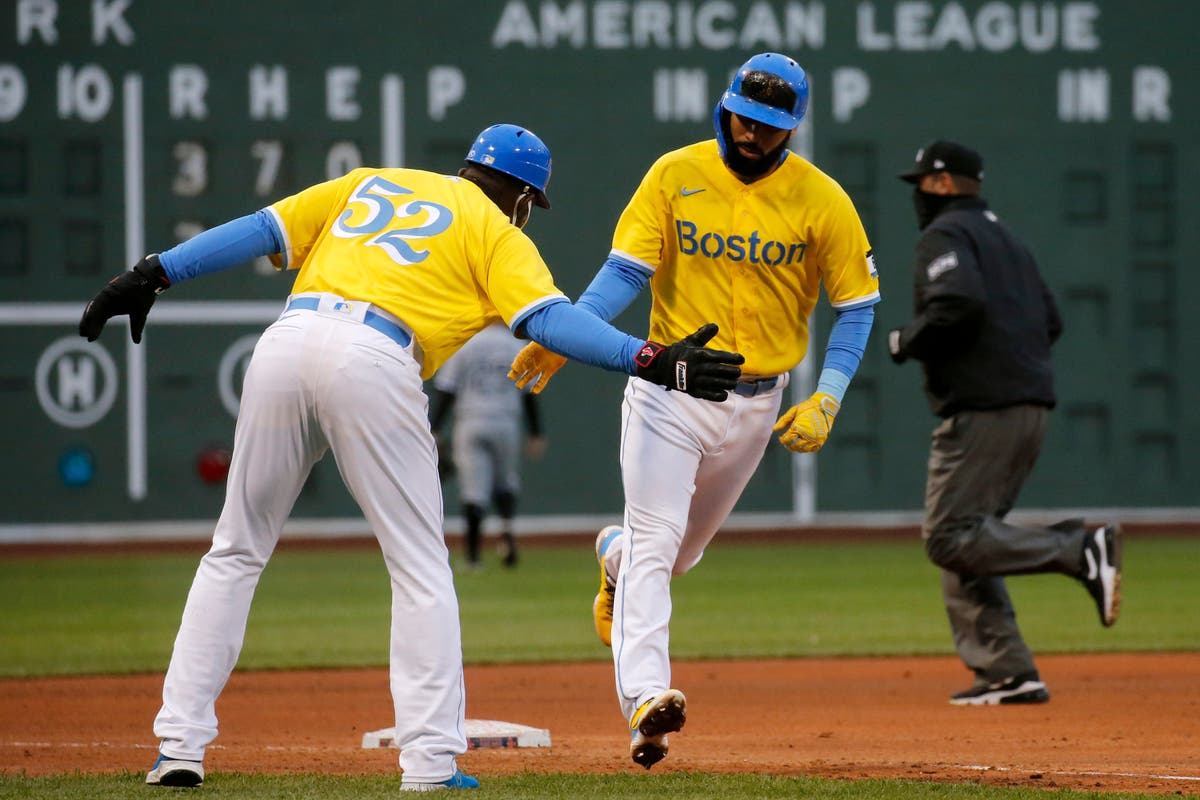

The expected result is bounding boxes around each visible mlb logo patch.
[926,251,959,281]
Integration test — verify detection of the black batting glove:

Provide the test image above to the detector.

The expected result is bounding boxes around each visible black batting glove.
[79,254,172,344]
[887,328,908,364]
[633,323,745,402]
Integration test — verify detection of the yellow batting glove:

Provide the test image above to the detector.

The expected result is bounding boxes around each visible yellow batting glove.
[773,392,841,453]
[508,342,567,394]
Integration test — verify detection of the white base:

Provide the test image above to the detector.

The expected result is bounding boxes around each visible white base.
[363,719,551,750]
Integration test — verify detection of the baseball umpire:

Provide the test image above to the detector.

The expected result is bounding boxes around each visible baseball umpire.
[510,53,879,768]
[78,123,744,791]
[889,140,1122,705]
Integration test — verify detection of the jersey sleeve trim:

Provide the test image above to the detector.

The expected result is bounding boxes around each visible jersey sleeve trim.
[508,293,569,334]
[830,291,881,310]
[609,249,658,274]
[264,206,291,270]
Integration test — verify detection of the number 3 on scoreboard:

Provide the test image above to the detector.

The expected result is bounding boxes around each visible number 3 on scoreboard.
[332,175,453,266]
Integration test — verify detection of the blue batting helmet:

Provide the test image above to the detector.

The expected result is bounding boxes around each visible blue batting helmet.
[465,124,552,208]
[714,52,809,135]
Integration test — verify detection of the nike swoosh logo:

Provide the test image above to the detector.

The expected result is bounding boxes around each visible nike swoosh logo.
[680,187,706,197]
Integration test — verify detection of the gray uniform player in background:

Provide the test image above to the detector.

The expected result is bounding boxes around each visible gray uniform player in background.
[431,322,546,568]
[888,140,1123,706]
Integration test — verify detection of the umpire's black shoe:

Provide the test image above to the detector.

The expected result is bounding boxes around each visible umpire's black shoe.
[950,672,1049,706]
[1081,523,1123,627]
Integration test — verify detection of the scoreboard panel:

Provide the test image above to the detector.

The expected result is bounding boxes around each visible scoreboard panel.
[2,1,1196,526]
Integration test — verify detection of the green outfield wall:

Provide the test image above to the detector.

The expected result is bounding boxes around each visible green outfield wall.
[1,1,1196,525]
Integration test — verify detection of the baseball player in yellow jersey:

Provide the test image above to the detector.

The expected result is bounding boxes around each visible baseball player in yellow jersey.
[78,124,744,792]
[510,53,880,769]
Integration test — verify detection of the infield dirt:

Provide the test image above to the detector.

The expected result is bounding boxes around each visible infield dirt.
[2,653,1197,794]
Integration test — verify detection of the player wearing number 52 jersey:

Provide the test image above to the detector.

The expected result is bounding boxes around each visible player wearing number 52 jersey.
[270,166,559,377]
[78,124,745,792]
[510,53,880,769]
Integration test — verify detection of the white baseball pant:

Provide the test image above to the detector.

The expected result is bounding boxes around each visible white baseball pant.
[152,293,467,783]
[609,374,786,720]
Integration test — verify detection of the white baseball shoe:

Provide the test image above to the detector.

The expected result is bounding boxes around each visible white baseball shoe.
[146,752,204,787]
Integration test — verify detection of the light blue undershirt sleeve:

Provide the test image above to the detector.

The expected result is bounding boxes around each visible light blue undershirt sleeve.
[815,304,876,404]
[577,255,652,321]
[157,210,282,283]
[521,300,643,375]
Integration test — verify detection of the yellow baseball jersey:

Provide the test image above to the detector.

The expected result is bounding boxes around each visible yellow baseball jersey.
[611,140,879,377]
[265,167,565,378]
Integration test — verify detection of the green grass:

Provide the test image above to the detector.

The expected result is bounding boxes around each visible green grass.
[0,771,1172,800]
[0,536,1196,677]
[1,536,1195,799]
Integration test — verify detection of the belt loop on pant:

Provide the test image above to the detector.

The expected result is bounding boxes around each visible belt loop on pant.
[284,296,413,349]
[733,375,780,397]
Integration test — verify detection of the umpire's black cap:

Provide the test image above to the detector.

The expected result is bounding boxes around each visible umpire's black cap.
[898,140,984,183]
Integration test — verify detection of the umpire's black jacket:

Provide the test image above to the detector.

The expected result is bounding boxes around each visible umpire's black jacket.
[892,195,1062,418]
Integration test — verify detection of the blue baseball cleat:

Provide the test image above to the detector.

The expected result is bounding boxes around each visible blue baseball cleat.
[400,769,480,791]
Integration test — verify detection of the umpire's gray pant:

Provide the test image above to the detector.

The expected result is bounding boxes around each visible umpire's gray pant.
[923,404,1087,684]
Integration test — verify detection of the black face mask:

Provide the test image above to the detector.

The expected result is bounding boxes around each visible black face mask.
[912,187,953,230]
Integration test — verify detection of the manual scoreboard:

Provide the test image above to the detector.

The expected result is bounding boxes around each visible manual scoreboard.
[2,1,1195,527]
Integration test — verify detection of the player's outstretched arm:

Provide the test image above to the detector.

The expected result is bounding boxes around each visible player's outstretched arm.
[78,254,172,344]
[518,303,743,401]
[79,212,281,344]
[510,256,650,393]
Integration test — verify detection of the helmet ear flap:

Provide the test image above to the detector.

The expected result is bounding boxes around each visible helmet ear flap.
[712,101,735,160]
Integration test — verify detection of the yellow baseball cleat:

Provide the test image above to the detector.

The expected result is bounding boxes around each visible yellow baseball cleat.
[592,525,622,646]
[629,689,687,769]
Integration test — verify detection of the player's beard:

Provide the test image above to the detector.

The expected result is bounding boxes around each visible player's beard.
[725,139,788,179]
[718,112,788,180]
